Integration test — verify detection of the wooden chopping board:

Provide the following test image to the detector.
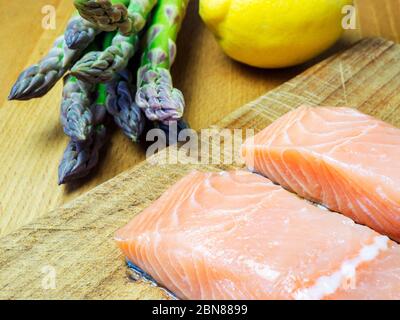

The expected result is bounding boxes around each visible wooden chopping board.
[1,38,400,299]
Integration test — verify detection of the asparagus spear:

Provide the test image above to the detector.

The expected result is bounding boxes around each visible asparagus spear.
[8,37,83,101]
[8,8,105,101]
[70,31,138,83]
[60,75,96,141]
[58,84,108,184]
[106,69,146,142]
[60,42,102,141]
[74,0,157,36]
[135,0,188,124]
[58,125,106,184]
[74,0,130,33]
[123,0,158,35]
[64,14,101,50]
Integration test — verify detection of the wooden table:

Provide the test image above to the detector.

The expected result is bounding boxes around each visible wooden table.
[0,0,399,237]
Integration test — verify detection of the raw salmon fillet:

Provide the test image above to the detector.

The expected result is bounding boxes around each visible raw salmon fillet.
[242,106,400,242]
[115,170,400,300]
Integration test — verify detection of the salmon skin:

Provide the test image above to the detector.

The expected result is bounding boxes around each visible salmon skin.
[242,106,400,242]
[115,170,400,300]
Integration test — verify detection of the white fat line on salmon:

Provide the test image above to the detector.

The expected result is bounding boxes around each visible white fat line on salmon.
[293,235,389,300]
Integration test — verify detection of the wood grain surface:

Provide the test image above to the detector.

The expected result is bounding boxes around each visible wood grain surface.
[0,1,399,236]
[1,37,399,299]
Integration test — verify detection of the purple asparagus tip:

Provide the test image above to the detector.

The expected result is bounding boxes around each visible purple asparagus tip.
[136,66,185,123]
[58,125,106,184]
[106,71,146,141]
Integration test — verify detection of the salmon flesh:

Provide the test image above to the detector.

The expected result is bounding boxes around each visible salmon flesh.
[242,106,400,242]
[115,170,400,300]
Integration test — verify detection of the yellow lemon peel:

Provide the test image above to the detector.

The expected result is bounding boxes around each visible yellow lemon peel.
[200,0,353,68]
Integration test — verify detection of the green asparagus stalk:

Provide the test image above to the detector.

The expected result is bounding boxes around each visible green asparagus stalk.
[123,0,158,35]
[91,83,108,125]
[60,75,96,141]
[8,37,83,100]
[135,0,188,123]
[70,31,138,83]
[58,84,108,184]
[65,14,101,50]
[105,69,146,142]
[74,0,156,36]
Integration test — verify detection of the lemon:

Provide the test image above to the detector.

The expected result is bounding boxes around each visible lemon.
[200,0,353,68]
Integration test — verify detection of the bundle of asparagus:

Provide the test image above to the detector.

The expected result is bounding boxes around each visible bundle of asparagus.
[9,0,189,184]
